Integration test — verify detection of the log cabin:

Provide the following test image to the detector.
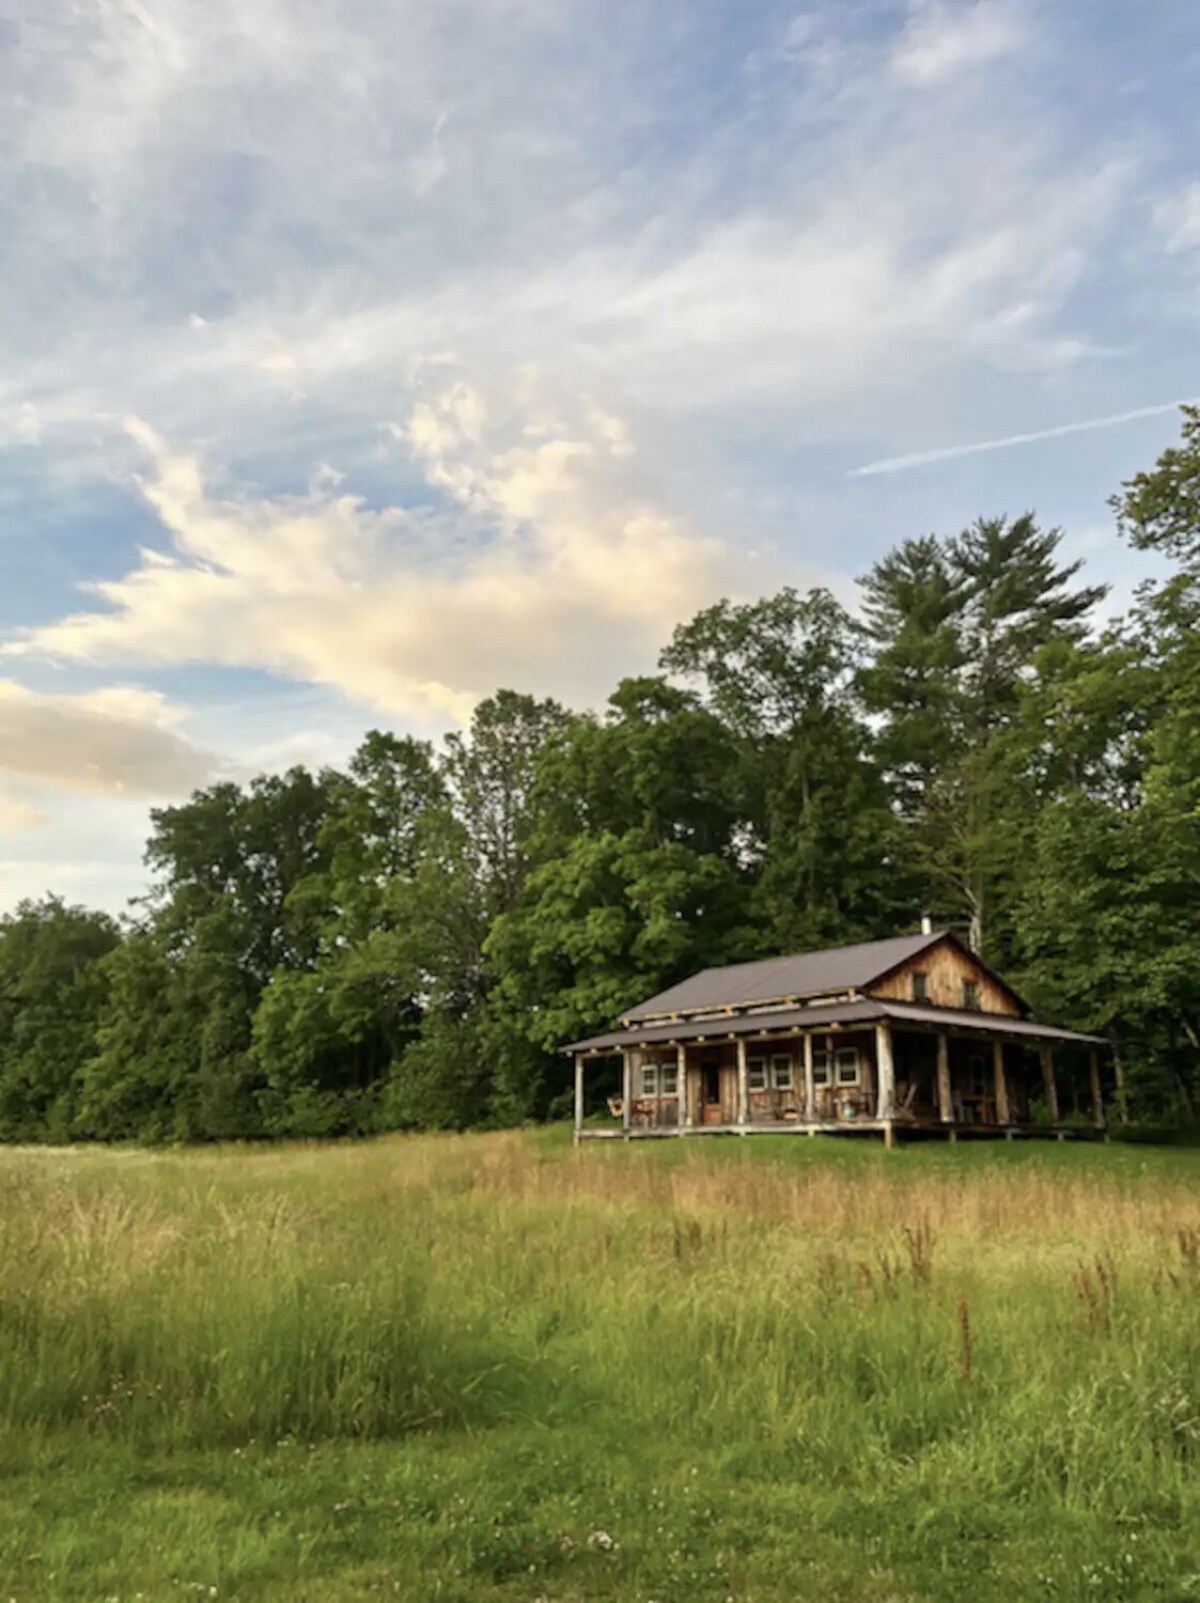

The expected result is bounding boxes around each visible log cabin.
[564,928,1117,1146]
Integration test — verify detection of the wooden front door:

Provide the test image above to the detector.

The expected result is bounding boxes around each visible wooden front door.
[701,1063,723,1125]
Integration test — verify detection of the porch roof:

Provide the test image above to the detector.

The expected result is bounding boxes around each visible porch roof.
[563,998,1105,1056]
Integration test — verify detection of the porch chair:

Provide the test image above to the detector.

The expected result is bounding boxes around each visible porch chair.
[893,1082,919,1122]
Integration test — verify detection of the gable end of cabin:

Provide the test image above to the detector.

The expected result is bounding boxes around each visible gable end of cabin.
[865,934,1023,1017]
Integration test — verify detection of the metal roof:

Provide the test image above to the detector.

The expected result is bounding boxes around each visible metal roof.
[564,998,885,1054]
[878,1001,1105,1047]
[563,996,1105,1055]
[621,930,946,1021]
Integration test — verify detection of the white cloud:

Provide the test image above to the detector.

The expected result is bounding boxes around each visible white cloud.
[1155,183,1200,254]
[0,793,48,836]
[0,399,44,448]
[0,789,174,913]
[0,678,218,798]
[11,384,754,722]
[892,1,1027,87]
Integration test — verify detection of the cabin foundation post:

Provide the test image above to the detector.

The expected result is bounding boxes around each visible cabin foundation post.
[1040,1044,1059,1125]
[677,1043,691,1131]
[875,1022,895,1121]
[573,1055,585,1143]
[992,1039,1010,1126]
[936,1034,952,1123]
[736,1036,749,1131]
[1089,1048,1105,1131]
[621,1051,633,1137]
[803,1032,815,1122]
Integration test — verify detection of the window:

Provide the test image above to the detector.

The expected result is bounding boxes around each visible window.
[642,1061,679,1096]
[748,1056,768,1092]
[836,1048,861,1086]
[771,1054,794,1090]
[812,1049,832,1086]
[962,979,981,1011]
[911,971,929,1003]
[967,1053,988,1095]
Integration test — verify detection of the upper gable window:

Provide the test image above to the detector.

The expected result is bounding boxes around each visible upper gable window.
[962,979,981,1011]
[911,971,929,1003]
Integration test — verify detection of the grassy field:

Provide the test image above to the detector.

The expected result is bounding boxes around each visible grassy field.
[0,1130,1198,1602]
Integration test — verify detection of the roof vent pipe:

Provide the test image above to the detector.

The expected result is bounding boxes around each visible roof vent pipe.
[920,913,934,936]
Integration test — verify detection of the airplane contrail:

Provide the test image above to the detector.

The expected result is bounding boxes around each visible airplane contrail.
[851,399,1197,478]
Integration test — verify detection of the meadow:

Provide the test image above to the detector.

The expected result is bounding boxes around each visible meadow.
[0,1130,1198,1602]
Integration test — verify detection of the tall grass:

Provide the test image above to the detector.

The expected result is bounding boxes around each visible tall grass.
[1,1131,1198,1520]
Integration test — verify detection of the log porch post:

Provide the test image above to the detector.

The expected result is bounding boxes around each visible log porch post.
[573,1055,585,1143]
[1089,1048,1105,1131]
[677,1042,691,1130]
[936,1033,952,1124]
[875,1021,895,1122]
[1040,1044,1059,1125]
[803,1032,815,1121]
[736,1036,749,1129]
[992,1038,1010,1126]
[621,1050,633,1135]
[1113,1047,1129,1125]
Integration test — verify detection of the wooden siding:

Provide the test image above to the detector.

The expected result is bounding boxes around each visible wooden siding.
[867,937,1020,1016]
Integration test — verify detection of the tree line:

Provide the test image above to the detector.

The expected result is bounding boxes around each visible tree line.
[2,411,1198,1140]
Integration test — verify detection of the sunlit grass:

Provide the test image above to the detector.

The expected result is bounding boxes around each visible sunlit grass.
[1,1130,1198,1599]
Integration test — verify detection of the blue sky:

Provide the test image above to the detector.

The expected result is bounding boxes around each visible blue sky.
[1,0,1198,911]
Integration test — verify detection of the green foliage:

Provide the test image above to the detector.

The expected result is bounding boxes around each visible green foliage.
[0,899,119,1140]
[662,591,914,948]
[1112,402,1200,563]
[661,585,857,740]
[858,512,1110,959]
[859,535,968,812]
[379,1012,492,1130]
[2,411,1200,1137]
[485,678,757,1114]
[1012,413,1200,1116]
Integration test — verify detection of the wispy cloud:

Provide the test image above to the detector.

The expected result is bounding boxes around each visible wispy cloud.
[0,0,1136,452]
[891,0,1027,87]
[851,401,1197,477]
[1155,183,1200,254]
[10,381,755,723]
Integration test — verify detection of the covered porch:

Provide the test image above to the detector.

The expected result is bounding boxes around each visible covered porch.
[571,1010,1116,1147]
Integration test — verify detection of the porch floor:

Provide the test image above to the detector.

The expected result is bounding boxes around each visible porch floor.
[577,1119,1106,1143]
